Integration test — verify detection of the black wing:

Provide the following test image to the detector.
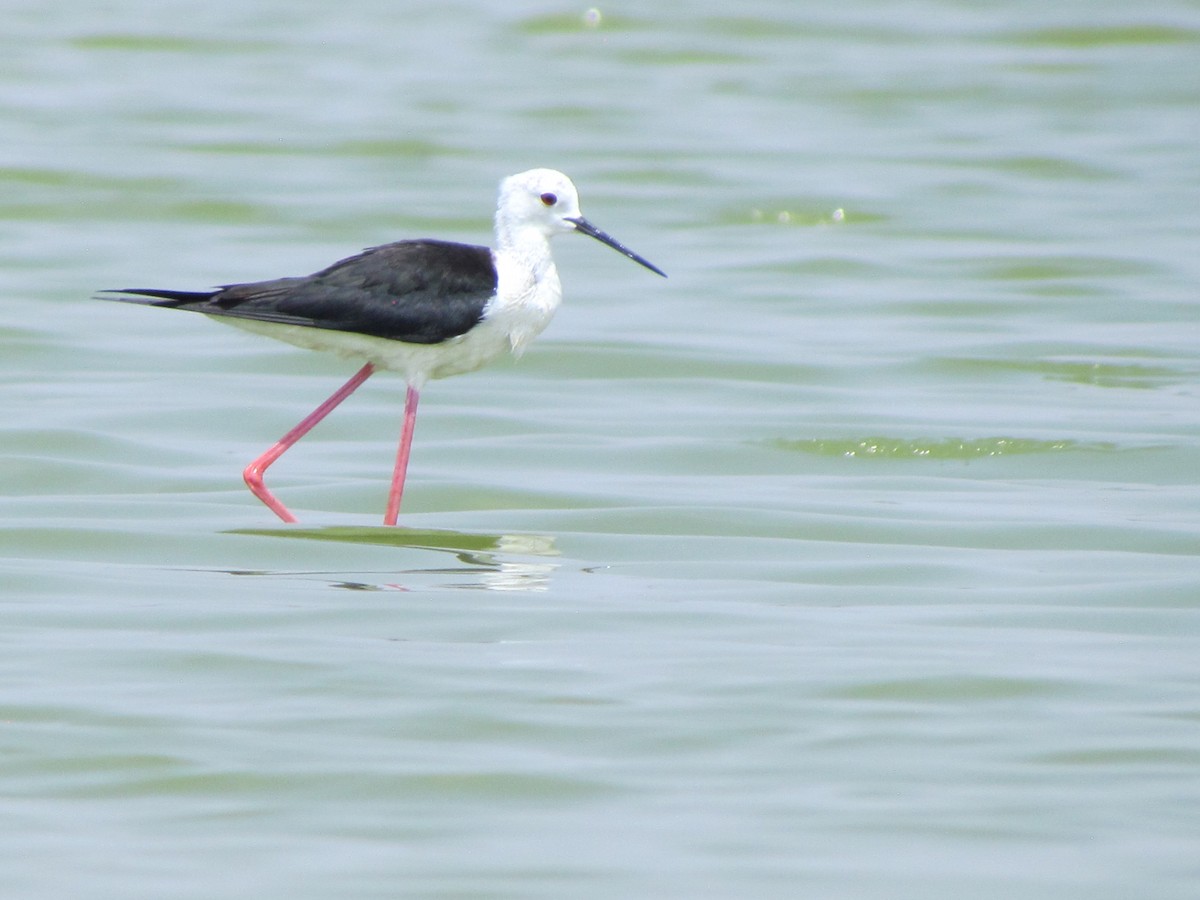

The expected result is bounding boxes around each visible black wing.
[103,239,498,345]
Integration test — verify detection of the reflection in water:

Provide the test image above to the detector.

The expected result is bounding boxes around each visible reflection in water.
[315,556,560,593]
[223,526,560,592]
[228,525,558,555]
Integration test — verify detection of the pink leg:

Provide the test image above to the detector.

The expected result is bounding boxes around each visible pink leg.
[243,363,376,523]
[383,385,420,526]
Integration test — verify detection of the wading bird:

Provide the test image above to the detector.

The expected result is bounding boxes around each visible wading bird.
[103,168,665,525]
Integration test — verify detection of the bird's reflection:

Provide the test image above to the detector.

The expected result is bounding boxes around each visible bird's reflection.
[224,525,560,592]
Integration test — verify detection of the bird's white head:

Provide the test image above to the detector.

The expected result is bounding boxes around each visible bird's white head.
[496,168,583,241]
[495,169,666,277]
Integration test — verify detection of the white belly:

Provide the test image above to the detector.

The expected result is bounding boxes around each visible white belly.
[220,315,519,386]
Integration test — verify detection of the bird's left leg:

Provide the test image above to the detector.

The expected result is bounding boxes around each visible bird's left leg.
[243,363,376,523]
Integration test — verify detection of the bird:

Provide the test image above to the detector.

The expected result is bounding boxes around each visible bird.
[102,168,666,526]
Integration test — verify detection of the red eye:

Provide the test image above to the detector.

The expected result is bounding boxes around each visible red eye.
[540,192,557,206]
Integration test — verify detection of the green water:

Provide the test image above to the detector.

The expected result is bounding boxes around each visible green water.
[3,2,1199,898]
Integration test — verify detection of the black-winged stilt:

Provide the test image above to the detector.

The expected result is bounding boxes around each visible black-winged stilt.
[103,168,665,525]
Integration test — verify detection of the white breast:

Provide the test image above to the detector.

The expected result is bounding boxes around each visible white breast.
[492,249,563,357]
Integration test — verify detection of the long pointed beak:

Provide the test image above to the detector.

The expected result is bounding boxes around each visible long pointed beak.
[567,216,667,278]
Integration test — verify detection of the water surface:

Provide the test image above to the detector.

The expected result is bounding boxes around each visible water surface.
[3,2,1199,898]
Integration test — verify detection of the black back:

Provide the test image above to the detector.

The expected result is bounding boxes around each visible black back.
[108,239,498,345]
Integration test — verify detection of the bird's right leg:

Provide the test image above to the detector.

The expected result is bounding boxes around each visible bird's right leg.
[382,384,420,527]
[243,363,376,523]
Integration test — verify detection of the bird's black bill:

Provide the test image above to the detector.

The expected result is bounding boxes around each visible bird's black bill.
[568,217,666,278]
